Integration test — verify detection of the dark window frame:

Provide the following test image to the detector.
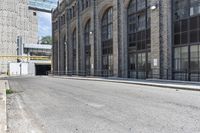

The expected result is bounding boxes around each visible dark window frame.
[173,0,200,81]
[101,7,114,76]
[127,0,151,79]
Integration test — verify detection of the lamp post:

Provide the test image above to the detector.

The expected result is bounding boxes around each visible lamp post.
[64,41,68,75]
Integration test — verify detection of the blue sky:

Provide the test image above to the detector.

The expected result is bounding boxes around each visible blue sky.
[37,0,60,37]
[38,12,52,37]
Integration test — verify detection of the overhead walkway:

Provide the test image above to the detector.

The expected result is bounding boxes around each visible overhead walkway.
[28,0,57,13]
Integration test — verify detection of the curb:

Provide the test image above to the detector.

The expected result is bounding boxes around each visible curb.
[51,76,200,92]
[0,80,7,133]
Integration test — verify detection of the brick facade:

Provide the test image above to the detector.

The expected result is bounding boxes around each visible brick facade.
[52,0,173,79]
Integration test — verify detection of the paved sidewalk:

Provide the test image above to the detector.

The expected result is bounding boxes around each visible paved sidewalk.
[0,80,7,133]
[52,76,200,91]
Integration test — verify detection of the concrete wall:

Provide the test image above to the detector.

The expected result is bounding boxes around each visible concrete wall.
[0,0,38,73]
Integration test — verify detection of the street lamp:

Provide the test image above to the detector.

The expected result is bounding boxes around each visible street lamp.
[150,1,160,10]
[89,31,93,35]
[64,41,68,75]
[150,5,157,10]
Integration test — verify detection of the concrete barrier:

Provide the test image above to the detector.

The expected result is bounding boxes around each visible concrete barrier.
[0,80,7,133]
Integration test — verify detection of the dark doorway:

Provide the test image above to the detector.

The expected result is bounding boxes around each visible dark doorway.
[35,65,51,75]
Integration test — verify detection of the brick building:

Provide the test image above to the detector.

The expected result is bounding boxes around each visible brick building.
[52,0,200,81]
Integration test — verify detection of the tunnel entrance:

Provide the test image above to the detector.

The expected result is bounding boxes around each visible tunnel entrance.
[35,64,51,75]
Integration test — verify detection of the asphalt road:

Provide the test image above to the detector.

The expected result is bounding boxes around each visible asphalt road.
[7,76,200,133]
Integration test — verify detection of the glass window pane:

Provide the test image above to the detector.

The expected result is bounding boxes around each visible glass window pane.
[101,8,113,41]
[181,46,188,58]
[190,30,198,43]
[190,0,200,16]
[174,21,181,33]
[190,16,198,30]
[181,19,188,32]
[137,0,145,11]
[174,0,188,20]
[108,8,113,23]
[174,34,181,45]
[137,13,146,31]
[181,32,188,44]
[128,0,136,14]
[190,45,199,71]
[108,24,112,39]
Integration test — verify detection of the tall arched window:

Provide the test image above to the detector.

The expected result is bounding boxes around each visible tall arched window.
[84,20,91,75]
[72,29,76,75]
[101,7,113,76]
[127,0,151,79]
[173,0,200,81]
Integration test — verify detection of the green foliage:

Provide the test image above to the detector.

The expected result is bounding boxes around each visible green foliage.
[6,89,14,95]
[41,36,52,45]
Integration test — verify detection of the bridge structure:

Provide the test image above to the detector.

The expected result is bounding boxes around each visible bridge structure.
[28,0,57,13]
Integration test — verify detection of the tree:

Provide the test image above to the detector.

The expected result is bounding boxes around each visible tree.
[41,36,52,45]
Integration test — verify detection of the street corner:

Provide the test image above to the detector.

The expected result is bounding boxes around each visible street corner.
[0,80,7,133]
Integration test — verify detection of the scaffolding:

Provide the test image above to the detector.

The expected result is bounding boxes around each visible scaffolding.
[28,0,57,13]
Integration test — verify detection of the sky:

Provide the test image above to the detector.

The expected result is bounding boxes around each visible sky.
[37,0,59,38]
[38,12,52,38]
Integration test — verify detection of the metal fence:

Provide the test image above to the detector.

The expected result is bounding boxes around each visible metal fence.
[49,69,200,82]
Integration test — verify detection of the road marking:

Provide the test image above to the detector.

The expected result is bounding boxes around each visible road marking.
[86,103,105,108]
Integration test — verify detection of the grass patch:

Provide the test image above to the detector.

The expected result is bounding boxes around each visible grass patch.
[6,89,14,95]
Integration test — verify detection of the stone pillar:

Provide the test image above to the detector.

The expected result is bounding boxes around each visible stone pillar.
[96,9,102,76]
[113,1,119,77]
[150,0,160,79]
[76,3,80,75]
[65,10,68,74]
[160,0,173,79]
[51,13,55,73]
[67,19,73,75]
[167,0,173,80]
[90,1,96,76]
[119,0,128,78]
[57,16,61,75]
[79,17,85,76]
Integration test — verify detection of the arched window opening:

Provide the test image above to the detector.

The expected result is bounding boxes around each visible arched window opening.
[127,0,151,79]
[84,20,91,75]
[173,0,200,81]
[72,29,76,75]
[101,7,113,77]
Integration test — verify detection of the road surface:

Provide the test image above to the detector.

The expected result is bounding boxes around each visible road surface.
[7,76,200,133]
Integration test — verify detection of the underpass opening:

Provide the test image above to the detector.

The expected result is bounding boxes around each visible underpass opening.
[35,64,51,75]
